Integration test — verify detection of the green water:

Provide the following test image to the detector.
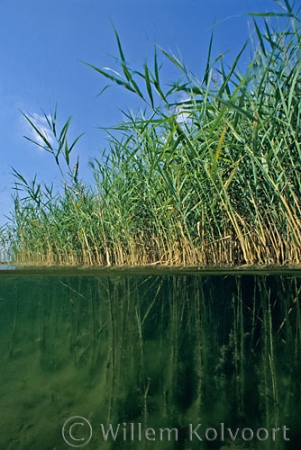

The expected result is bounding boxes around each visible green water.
[0,267,300,449]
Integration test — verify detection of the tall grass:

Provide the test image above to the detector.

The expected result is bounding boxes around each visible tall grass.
[1,0,301,266]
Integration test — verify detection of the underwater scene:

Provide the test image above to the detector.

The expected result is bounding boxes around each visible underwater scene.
[0,267,300,449]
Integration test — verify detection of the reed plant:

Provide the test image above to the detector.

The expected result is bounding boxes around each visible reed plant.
[2,0,301,266]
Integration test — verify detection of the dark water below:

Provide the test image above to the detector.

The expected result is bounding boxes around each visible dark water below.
[0,267,300,449]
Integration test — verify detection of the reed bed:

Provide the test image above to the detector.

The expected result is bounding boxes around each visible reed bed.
[1,0,301,266]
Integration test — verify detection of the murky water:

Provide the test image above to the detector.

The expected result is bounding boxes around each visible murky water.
[0,267,300,449]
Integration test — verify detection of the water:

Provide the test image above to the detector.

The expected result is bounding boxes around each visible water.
[0,267,300,449]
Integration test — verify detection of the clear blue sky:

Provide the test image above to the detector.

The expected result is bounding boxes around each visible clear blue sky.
[0,0,280,226]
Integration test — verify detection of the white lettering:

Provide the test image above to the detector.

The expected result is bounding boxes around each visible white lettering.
[205,427,217,441]
[100,424,120,441]
[282,426,290,441]
[241,428,254,441]
[159,427,178,441]
[145,428,155,441]
[189,423,202,441]
[227,427,240,441]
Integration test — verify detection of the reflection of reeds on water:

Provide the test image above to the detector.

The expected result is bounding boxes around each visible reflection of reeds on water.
[99,275,299,449]
[0,273,300,449]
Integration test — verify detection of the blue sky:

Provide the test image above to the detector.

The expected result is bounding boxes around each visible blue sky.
[0,0,281,226]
